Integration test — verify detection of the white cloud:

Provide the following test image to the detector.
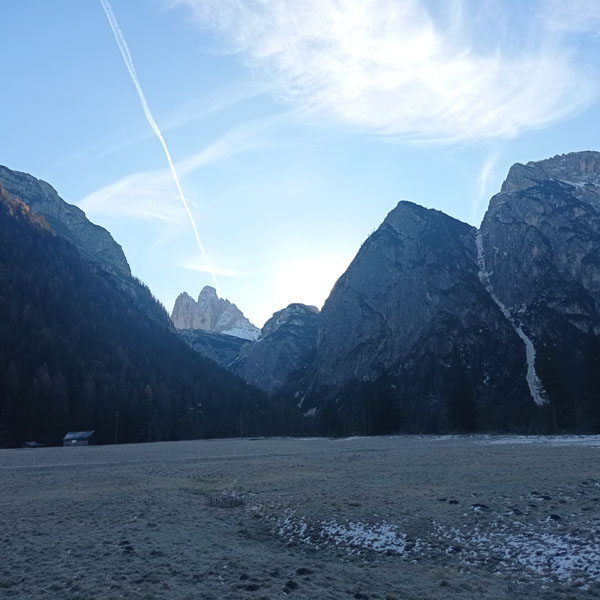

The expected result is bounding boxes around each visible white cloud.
[181,259,250,278]
[77,167,182,223]
[171,0,599,143]
[77,117,278,223]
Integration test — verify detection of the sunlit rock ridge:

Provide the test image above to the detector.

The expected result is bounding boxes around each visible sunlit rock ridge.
[171,286,260,341]
[0,165,130,277]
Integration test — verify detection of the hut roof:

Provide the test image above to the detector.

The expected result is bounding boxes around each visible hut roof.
[63,431,94,441]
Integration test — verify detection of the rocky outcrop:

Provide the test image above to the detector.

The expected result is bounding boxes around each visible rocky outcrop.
[177,329,248,369]
[0,165,131,277]
[500,151,600,194]
[232,304,319,394]
[171,286,259,341]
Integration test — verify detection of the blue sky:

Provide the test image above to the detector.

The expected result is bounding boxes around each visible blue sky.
[2,0,600,327]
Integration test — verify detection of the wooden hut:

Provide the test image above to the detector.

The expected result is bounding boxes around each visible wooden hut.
[62,431,94,447]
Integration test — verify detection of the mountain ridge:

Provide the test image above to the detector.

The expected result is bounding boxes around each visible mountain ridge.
[0,165,131,277]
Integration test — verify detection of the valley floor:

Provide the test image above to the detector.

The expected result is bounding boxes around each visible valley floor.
[1,435,599,600]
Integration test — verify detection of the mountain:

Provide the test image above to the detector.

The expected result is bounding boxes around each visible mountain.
[294,151,600,434]
[0,165,130,277]
[0,183,276,448]
[4,152,598,442]
[0,165,170,327]
[175,303,320,396]
[297,201,531,433]
[176,329,248,370]
[171,286,260,340]
[479,151,600,431]
[232,303,320,394]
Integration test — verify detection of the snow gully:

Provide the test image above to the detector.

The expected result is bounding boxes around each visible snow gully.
[475,231,548,406]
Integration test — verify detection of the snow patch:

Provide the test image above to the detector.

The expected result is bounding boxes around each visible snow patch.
[221,325,259,341]
[277,513,411,555]
[433,519,600,584]
[321,520,408,553]
[476,231,548,406]
[274,506,600,586]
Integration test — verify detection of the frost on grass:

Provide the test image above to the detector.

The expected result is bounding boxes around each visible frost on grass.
[207,488,245,508]
[433,519,600,586]
[473,435,600,448]
[277,513,411,555]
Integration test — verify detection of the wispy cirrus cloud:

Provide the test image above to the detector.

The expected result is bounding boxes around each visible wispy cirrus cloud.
[77,116,279,224]
[472,151,501,223]
[170,0,599,144]
[77,166,183,223]
[54,80,261,170]
[161,81,264,132]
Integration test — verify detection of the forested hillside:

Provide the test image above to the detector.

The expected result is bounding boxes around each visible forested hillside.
[0,186,287,447]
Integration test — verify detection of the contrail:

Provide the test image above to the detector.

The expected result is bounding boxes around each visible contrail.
[98,0,220,295]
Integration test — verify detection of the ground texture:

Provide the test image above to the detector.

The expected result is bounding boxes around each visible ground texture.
[1,435,599,599]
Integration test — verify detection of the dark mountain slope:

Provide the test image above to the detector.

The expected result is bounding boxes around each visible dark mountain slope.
[232,303,320,394]
[298,201,532,434]
[0,186,271,447]
[0,165,171,328]
[0,165,130,277]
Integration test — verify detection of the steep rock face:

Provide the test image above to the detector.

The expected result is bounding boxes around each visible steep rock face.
[0,165,130,277]
[480,151,600,429]
[301,202,531,432]
[500,151,600,194]
[171,286,259,341]
[232,304,319,394]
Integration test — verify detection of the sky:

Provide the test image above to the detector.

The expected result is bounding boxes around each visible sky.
[1,0,600,327]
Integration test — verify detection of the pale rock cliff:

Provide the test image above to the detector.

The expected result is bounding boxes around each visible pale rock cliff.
[171,286,259,341]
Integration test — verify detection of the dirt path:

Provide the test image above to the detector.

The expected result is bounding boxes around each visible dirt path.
[1,436,599,599]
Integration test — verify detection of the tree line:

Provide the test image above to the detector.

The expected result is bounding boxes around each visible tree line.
[0,186,296,447]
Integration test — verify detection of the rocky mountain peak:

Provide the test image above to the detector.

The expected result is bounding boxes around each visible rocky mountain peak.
[501,151,600,194]
[384,200,430,231]
[232,303,320,394]
[261,303,319,339]
[173,291,195,308]
[171,286,259,341]
[199,285,218,300]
